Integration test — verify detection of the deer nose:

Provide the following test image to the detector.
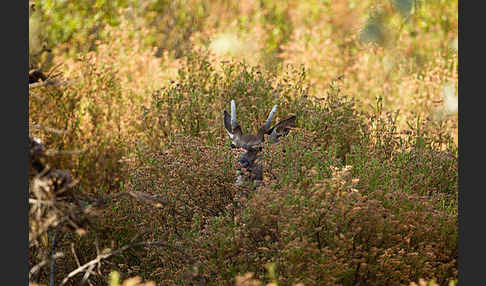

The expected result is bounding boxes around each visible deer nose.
[238,158,249,168]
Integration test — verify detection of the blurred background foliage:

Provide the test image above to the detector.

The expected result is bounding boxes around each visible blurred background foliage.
[30,0,457,129]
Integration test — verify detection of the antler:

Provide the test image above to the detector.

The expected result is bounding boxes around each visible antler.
[224,100,242,142]
[223,100,296,188]
[231,100,238,130]
[262,105,278,132]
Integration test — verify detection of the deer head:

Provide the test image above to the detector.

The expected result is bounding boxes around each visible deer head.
[223,100,296,186]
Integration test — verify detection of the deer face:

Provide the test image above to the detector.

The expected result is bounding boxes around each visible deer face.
[223,100,296,185]
[237,146,262,168]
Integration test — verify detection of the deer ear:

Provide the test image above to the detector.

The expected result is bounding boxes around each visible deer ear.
[224,110,233,137]
[267,115,296,143]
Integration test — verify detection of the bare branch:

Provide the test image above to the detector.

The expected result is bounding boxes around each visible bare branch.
[30,92,44,101]
[45,149,86,156]
[30,124,67,135]
[46,62,64,79]
[71,243,81,268]
[61,240,189,285]
[29,79,78,89]
[81,263,97,285]
[29,198,55,206]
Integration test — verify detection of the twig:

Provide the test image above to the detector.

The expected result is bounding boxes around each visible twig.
[29,198,55,205]
[61,240,189,285]
[30,124,67,135]
[29,79,78,89]
[47,62,64,79]
[71,243,81,268]
[30,92,44,100]
[95,234,102,276]
[81,263,97,285]
[45,149,86,156]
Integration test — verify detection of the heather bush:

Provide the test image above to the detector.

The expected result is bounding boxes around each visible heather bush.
[110,57,456,284]
[29,54,457,284]
[29,18,179,192]
[29,1,457,284]
[29,54,128,191]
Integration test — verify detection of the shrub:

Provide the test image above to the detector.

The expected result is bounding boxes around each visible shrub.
[116,58,456,285]
[29,1,457,283]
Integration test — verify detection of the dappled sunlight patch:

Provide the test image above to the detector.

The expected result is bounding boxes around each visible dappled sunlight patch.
[202,24,267,68]
[209,33,245,57]
[441,82,458,115]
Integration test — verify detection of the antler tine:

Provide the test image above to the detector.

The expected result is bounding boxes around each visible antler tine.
[231,100,238,129]
[262,105,278,131]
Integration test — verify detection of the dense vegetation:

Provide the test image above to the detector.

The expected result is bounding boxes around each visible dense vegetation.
[29,0,457,285]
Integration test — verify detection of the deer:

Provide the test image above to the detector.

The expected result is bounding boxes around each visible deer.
[223,100,296,187]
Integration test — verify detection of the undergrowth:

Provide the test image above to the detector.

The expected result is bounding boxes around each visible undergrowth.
[29,0,457,285]
[115,56,456,285]
[29,52,457,285]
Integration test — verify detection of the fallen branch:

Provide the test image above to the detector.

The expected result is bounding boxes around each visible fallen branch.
[61,240,189,285]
